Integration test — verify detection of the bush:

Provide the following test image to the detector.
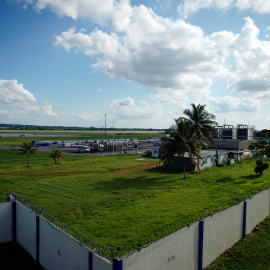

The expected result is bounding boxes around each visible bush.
[254,159,269,176]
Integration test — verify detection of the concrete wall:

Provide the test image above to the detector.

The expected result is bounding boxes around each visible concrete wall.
[0,200,112,270]
[39,218,112,270]
[16,202,37,260]
[0,202,12,243]
[203,202,244,268]
[39,218,89,270]
[123,221,200,270]
[246,189,270,234]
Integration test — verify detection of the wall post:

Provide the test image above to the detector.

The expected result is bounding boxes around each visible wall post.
[242,201,247,238]
[113,258,123,270]
[12,201,16,242]
[89,251,93,270]
[198,220,204,270]
[36,216,40,263]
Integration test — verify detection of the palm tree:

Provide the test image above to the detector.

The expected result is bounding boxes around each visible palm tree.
[17,142,38,167]
[183,103,218,145]
[49,148,64,164]
[161,117,206,178]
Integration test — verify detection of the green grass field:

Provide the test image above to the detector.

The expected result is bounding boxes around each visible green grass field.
[1,148,269,251]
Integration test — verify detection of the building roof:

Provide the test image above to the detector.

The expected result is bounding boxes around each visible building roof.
[181,149,243,158]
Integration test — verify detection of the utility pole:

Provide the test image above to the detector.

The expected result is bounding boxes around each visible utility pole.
[105,114,107,136]
[113,115,114,155]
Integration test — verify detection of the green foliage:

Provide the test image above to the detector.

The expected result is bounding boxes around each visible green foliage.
[183,103,218,145]
[161,103,217,178]
[252,140,270,176]
[248,143,256,150]
[254,159,269,176]
[49,148,64,164]
[17,142,38,167]
[161,117,205,177]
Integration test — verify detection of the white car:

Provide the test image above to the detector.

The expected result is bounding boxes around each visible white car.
[77,146,90,153]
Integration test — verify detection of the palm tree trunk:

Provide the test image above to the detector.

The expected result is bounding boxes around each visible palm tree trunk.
[183,158,186,178]
[27,155,30,167]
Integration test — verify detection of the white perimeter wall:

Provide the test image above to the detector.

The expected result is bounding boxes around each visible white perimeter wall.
[39,218,112,270]
[0,202,12,243]
[203,202,244,268]
[0,201,112,270]
[246,189,270,234]
[123,221,199,270]
[16,202,37,260]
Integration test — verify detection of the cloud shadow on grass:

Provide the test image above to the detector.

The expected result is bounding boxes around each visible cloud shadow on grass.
[216,176,234,183]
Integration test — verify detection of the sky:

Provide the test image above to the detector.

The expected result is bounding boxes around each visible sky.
[1,0,270,130]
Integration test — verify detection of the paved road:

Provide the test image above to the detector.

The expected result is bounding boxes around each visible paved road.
[0,133,76,138]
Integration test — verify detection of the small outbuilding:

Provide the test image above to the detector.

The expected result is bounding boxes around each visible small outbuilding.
[167,150,244,172]
[152,147,160,158]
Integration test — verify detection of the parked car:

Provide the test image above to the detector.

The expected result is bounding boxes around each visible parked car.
[77,146,90,153]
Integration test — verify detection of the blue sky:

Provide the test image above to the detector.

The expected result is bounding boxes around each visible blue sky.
[1,0,270,129]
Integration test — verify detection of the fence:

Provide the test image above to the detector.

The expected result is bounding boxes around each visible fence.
[1,183,270,270]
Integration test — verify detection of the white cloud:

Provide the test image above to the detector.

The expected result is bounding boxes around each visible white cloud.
[0,79,59,120]
[109,97,161,120]
[54,6,224,102]
[76,110,96,121]
[20,0,132,29]
[18,0,270,116]
[235,17,260,50]
[178,0,270,18]
[53,8,270,104]
[226,18,270,93]
[210,96,261,113]
[0,79,36,105]
[98,89,103,93]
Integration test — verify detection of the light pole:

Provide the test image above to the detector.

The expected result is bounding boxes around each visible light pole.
[113,115,114,155]
[105,114,107,137]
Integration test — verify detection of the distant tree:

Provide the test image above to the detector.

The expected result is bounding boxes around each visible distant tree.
[17,142,38,167]
[161,117,206,178]
[49,148,64,164]
[252,141,270,176]
[183,103,218,145]
[259,129,269,138]
[248,143,256,151]
[254,159,269,176]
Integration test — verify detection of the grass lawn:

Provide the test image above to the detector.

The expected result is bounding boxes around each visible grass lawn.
[0,149,269,254]
[205,215,270,270]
